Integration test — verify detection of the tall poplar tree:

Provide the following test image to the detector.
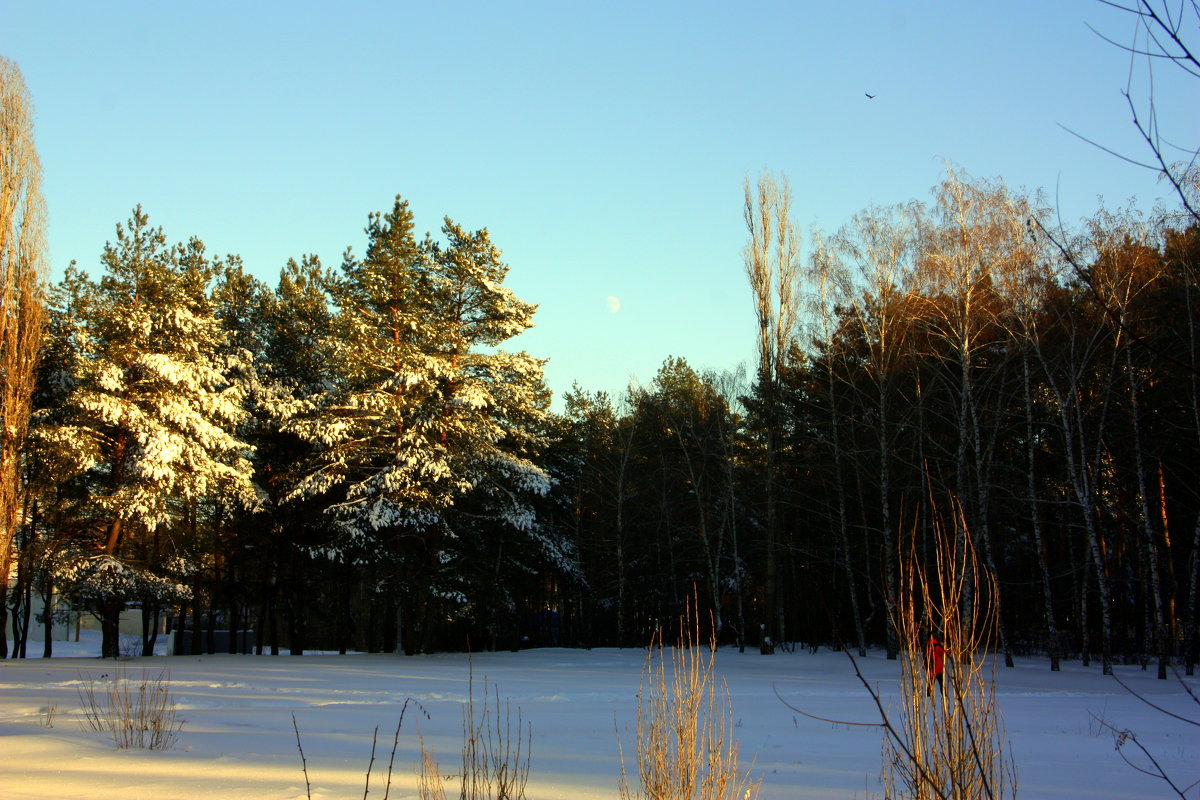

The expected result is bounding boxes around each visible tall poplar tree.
[0,57,47,656]
[743,171,801,652]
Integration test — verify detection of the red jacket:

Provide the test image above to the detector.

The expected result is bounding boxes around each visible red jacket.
[926,637,945,676]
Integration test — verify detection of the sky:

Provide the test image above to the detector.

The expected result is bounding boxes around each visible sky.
[2,1,1196,406]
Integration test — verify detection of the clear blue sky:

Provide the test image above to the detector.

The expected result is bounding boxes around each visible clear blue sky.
[3,1,1195,406]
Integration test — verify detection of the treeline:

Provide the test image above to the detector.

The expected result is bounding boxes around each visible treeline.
[559,171,1200,678]
[2,171,1199,676]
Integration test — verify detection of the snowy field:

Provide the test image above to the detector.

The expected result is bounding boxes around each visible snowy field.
[1,633,1197,800]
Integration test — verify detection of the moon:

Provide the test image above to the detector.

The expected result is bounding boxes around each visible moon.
[606,296,621,314]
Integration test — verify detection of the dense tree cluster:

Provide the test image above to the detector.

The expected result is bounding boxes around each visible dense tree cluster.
[2,171,1196,678]
[554,171,1200,678]
[3,198,561,658]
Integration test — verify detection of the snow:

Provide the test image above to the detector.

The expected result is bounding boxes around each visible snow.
[1,632,1196,800]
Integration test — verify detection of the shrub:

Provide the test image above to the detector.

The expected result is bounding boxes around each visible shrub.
[618,617,761,800]
[876,513,1018,800]
[77,666,182,750]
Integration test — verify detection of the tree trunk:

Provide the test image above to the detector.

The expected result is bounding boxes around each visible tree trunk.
[11,547,31,658]
[287,547,305,655]
[1022,353,1061,670]
[763,410,779,654]
[1042,342,1114,674]
[100,597,122,659]
[1186,512,1200,675]
[0,577,8,659]
[879,397,899,660]
[190,583,203,655]
[1124,344,1170,678]
[40,572,53,658]
[141,601,160,657]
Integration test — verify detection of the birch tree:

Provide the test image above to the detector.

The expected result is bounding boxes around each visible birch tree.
[806,229,868,656]
[994,201,1067,670]
[1088,213,1173,678]
[915,170,1027,667]
[836,202,919,659]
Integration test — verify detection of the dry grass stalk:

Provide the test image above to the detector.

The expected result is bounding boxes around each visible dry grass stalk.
[879,511,1017,800]
[417,733,448,800]
[293,697,428,800]
[41,700,57,728]
[618,616,761,800]
[77,666,182,750]
[418,663,531,800]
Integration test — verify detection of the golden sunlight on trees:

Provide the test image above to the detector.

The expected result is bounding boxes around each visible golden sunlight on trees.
[880,509,1018,800]
[0,56,47,656]
[743,170,801,653]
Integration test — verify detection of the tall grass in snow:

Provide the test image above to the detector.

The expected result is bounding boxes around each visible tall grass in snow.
[77,666,182,750]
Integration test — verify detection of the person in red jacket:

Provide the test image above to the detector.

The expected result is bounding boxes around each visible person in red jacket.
[925,634,946,695]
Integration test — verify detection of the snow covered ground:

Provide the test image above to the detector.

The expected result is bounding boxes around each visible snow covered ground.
[1,633,1196,799]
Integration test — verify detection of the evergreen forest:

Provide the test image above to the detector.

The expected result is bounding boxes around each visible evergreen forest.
[3,169,1200,679]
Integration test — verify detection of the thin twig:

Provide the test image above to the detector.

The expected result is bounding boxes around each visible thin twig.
[292,713,312,800]
[363,725,379,800]
[1091,713,1190,800]
[771,683,884,729]
[1112,671,1200,726]
[382,699,409,800]
[844,650,952,800]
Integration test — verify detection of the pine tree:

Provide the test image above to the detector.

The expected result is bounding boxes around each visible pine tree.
[252,255,338,654]
[38,208,258,658]
[284,197,552,653]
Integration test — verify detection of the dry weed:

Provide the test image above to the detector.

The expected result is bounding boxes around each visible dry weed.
[618,615,760,800]
[77,666,182,750]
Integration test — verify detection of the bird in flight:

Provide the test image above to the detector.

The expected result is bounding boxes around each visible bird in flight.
[865,93,876,99]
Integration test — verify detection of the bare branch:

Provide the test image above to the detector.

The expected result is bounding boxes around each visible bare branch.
[1123,91,1200,222]
[771,682,885,729]
[1090,713,1191,799]
[1057,124,1160,171]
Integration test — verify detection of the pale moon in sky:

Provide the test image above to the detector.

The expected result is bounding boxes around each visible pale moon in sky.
[606,296,621,314]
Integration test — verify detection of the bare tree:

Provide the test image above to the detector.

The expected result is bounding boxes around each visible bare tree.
[1034,231,1121,675]
[0,57,47,657]
[1087,211,1173,678]
[915,169,1033,668]
[743,170,801,652]
[994,198,1067,671]
[807,228,868,656]
[1082,0,1200,224]
[836,201,920,659]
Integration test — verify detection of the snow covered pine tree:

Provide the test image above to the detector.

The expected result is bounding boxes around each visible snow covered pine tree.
[282,197,555,654]
[38,208,258,658]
